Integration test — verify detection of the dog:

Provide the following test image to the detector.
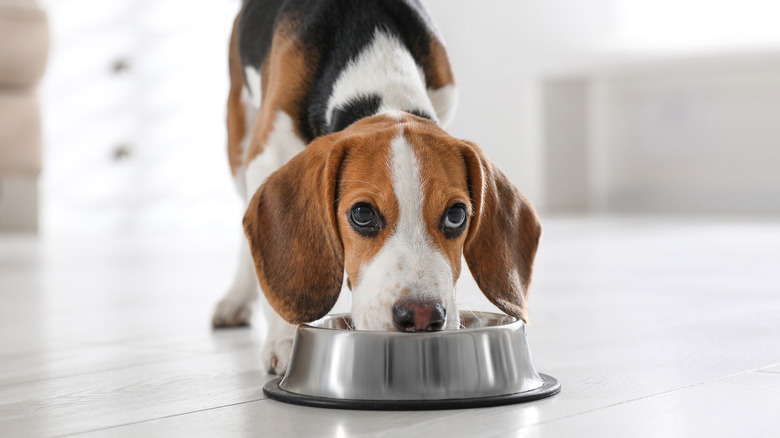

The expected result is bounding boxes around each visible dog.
[212,0,541,375]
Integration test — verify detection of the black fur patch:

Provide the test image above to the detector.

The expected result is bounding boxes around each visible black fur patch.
[329,94,382,133]
[238,0,287,70]
[407,109,435,122]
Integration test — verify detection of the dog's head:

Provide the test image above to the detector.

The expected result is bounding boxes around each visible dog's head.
[243,113,541,331]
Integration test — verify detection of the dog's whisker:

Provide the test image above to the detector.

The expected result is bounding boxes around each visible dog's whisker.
[341,314,354,330]
[331,195,346,206]
[455,302,485,328]
[338,179,385,195]
[440,187,466,201]
[331,191,380,206]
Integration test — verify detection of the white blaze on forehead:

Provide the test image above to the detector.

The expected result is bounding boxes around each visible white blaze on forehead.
[390,131,426,236]
[387,133,453,292]
[387,131,455,281]
[350,129,457,331]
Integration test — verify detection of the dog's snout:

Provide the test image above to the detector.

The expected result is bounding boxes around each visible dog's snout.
[392,299,446,332]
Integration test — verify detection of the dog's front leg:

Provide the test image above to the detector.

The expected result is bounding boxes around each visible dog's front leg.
[225,109,305,374]
[258,292,296,375]
[213,237,258,327]
[212,238,295,375]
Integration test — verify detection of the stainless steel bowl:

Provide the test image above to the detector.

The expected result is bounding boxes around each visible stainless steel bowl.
[263,311,559,409]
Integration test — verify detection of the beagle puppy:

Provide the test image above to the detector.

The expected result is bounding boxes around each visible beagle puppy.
[212,0,541,375]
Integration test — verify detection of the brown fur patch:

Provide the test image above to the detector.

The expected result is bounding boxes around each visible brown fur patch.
[243,116,399,323]
[460,141,542,323]
[243,132,348,324]
[423,38,455,89]
[226,13,246,176]
[332,118,400,290]
[244,18,314,166]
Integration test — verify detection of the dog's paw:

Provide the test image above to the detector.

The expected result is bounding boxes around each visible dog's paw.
[263,336,294,375]
[212,298,253,328]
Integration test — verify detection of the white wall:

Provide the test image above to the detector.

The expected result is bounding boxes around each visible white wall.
[427,0,780,214]
[423,0,615,205]
[40,0,242,236]
[38,0,780,236]
[589,54,780,215]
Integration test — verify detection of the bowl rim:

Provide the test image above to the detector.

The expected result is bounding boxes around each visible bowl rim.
[302,311,523,336]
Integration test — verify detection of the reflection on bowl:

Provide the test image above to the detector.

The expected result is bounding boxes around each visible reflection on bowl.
[263,311,560,410]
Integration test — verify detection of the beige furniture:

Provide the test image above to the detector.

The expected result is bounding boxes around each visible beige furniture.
[0,0,48,231]
[542,53,780,215]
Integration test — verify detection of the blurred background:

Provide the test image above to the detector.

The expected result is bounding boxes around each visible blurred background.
[2,3,780,434]
[2,0,779,236]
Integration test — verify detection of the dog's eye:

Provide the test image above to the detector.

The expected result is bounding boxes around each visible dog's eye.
[441,203,467,238]
[444,204,467,228]
[349,203,381,236]
[351,204,375,226]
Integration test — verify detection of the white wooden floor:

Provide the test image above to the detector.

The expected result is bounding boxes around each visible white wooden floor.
[2,215,780,437]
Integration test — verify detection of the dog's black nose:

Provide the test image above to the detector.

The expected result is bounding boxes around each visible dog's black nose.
[392,299,446,332]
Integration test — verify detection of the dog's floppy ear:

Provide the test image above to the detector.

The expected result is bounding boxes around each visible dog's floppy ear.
[460,141,542,323]
[243,138,347,324]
